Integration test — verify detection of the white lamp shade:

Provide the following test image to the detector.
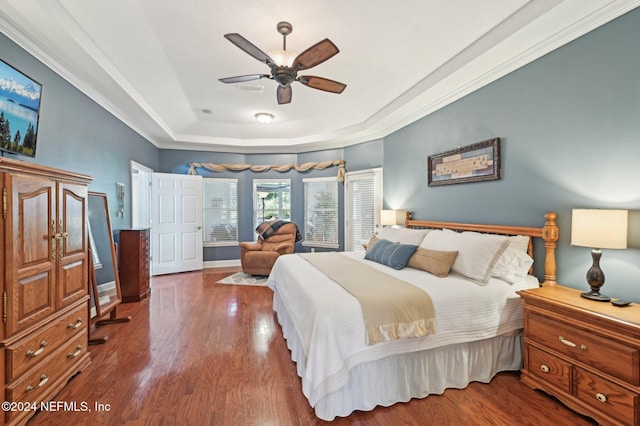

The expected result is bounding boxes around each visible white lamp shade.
[571,209,628,249]
[268,49,297,67]
[380,210,407,226]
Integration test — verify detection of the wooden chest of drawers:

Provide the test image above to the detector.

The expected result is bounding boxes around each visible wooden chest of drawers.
[116,228,150,303]
[518,286,640,426]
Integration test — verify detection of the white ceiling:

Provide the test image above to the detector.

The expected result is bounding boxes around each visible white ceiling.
[0,0,638,153]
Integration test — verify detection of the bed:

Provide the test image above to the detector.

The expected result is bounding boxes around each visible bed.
[266,212,559,420]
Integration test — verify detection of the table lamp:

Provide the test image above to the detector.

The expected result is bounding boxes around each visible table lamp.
[380,210,407,228]
[571,208,628,301]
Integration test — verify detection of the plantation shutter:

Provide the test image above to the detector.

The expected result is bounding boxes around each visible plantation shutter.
[303,177,339,248]
[345,168,382,251]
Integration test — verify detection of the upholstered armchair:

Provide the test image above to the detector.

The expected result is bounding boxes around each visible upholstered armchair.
[240,222,298,276]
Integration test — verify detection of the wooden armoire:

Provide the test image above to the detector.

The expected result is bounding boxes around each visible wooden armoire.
[0,158,92,425]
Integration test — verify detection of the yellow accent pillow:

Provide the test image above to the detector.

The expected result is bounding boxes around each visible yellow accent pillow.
[408,248,459,277]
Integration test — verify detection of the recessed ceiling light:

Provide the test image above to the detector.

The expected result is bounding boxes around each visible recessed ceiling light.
[255,112,274,124]
[201,109,214,114]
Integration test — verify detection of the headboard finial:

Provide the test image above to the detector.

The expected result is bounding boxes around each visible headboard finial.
[541,211,559,287]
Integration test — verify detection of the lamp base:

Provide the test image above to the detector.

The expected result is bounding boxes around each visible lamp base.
[580,290,611,302]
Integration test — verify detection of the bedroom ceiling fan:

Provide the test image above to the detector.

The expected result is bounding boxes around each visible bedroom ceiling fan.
[219,21,347,105]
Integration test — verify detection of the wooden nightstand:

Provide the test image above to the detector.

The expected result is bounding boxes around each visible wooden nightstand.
[517,285,640,426]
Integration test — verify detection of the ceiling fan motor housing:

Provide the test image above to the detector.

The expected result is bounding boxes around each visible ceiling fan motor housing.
[272,65,297,86]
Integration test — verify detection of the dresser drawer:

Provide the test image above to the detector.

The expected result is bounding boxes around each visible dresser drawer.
[6,332,88,423]
[526,311,639,385]
[6,304,88,381]
[526,345,572,393]
[575,367,638,426]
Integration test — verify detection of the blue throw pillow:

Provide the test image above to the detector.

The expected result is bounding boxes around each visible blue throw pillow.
[364,238,418,270]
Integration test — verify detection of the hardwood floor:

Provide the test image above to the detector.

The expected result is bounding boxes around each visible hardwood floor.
[28,268,597,426]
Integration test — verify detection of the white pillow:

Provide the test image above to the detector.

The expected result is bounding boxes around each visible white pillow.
[506,235,530,253]
[453,232,509,284]
[419,228,458,250]
[378,228,429,246]
[492,248,534,284]
[422,229,511,284]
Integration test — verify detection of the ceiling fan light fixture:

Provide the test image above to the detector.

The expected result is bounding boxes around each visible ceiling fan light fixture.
[255,112,274,124]
[268,49,297,67]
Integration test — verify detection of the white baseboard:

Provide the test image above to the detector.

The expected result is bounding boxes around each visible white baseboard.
[203,259,241,269]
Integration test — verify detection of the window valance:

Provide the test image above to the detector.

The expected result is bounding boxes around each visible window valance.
[188,160,346,182]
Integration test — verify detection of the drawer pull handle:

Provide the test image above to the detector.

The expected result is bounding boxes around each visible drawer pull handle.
[558,336,587,351]
[540,364,551,373]
[596,392,608,403]
[25,375,49,393]
[67,317,83,329]
[26,340,47,358]
[68,345,83,358]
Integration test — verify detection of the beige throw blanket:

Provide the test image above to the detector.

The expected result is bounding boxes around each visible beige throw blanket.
[298,253,436,346]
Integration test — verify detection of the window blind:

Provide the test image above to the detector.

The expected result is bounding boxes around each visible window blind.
[203,178,238,244]
[345,169,382,251]
[303,177,338,248]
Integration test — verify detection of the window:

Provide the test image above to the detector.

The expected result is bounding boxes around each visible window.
[303,177,338,248]
[344,168,382,251]
[203,178,238,246]
[253,179,291,226]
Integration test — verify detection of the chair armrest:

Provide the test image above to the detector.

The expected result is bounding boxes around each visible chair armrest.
[274,242,294,254]
[239,241,263,251]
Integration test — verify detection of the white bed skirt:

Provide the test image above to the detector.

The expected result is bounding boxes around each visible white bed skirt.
[273,288,524,421]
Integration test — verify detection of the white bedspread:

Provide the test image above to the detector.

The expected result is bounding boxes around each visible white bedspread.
[266,251,538,408]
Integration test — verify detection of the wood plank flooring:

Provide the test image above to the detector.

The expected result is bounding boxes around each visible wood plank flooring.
[28,268,597,426]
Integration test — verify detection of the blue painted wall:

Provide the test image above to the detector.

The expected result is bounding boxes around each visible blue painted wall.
[0,32,160,232]
[383,8,640,302]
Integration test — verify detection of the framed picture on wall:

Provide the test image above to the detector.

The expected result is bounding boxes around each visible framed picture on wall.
[427,137,501,186]
[0,58,42,157]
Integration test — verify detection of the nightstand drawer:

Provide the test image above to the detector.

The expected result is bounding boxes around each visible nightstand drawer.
[527,311,639,385]
[526,345,571,393]
[576,367,638,426]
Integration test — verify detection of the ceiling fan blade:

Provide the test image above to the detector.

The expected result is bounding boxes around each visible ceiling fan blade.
[219,74,270,84]
[292,39,339,70]
[277,85,292,105]
[224,33,274,65]
[299,76,346,94]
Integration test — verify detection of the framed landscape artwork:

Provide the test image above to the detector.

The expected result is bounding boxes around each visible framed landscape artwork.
[0,58,42,157]
[428,138,501,186]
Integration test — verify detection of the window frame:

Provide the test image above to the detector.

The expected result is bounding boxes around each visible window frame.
[252,178,291,227]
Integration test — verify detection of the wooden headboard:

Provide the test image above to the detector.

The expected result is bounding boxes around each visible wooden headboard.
[405,211,559,287]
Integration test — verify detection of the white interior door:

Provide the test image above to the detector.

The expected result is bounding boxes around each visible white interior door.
[151,173,203,276]
[131,161,152,228]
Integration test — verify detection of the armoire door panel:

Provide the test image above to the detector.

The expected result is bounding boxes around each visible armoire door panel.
[7,174,57,335]
[57,183,88,308]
